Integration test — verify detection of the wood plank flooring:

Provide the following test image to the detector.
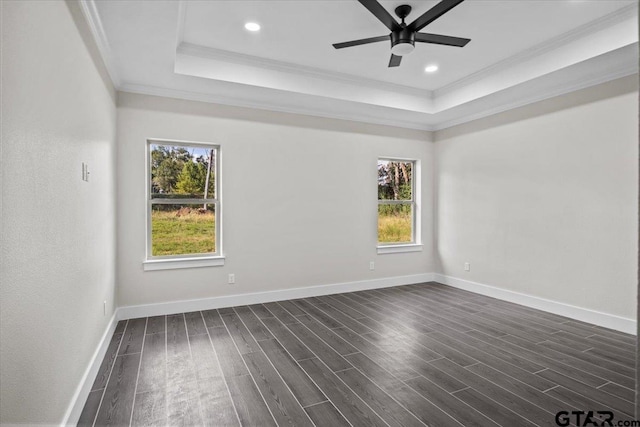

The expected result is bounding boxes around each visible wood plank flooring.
[79,282,636,426]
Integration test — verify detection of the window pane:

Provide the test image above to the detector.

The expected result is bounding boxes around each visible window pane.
[150,144,216,199]
[378,160,412,201]
[151,204,215,256]
[378,204,412,243]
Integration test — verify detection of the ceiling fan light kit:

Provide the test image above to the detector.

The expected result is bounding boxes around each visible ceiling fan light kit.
[390,29,415,56]
[333,0,471,68]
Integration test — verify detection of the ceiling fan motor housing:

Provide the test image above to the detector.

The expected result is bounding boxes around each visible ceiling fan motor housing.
[390,29,415,56]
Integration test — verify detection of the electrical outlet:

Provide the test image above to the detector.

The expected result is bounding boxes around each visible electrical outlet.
[464,262,470,272]
[228,273,235,284]
[369,261,375,271]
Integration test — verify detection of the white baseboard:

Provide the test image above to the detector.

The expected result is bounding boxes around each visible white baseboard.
[118,272,636,334]
[434,273,636,335]
[117,273,435,320]
[64,271,633,426]
[60,273,432,426]
[61,313,119,426]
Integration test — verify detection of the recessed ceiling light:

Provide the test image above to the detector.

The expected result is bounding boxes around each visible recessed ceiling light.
[424,65,439,73]
[244,22,261,32]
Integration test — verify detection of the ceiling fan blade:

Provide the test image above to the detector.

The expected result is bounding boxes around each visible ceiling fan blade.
[357,0,401,32]
[415,33,470,47]
[333,35,389,49]
[408,0,465,32]
[388,54,402,67]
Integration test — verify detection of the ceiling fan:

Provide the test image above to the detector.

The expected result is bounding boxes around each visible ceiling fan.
[333,0,471,67]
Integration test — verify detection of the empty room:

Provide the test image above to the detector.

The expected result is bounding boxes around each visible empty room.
[1,0,638,426]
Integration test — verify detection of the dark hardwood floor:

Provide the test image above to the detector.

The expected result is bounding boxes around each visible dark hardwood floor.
[78,282,636,426]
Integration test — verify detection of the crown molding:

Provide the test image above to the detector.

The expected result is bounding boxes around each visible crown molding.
[89,0,637,131]
[121,40,637,133]
[435,2,638,98]
[433,50,638,131]
[177,42,433,99]
[118,83,435,131]
[78,0,121,87]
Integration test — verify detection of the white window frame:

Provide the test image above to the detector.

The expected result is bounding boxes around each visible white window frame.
[377,157,423,255]
[143,139,224,271]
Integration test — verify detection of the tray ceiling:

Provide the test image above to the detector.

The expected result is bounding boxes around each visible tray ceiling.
[83,0,638,130]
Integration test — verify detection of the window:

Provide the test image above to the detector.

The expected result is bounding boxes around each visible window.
[377,158,421,253]
[144,140,223,270]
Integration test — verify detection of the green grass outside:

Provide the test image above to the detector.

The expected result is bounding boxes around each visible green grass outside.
[151,209,410,255]
[378,211,412,243]
[151,209,215,256]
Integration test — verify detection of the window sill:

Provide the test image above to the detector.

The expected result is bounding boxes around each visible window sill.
[143,256,225,271]
[377,244,423,255]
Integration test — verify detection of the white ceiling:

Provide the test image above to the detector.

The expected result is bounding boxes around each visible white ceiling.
[84,0,638,130]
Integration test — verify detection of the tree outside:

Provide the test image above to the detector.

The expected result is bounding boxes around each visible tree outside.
[378,160,414,243]
[149,144,216,256]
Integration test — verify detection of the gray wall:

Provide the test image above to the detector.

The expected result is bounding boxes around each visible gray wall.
[0,1,117,423]
[116,93,435,307]
[434,75,639,321]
